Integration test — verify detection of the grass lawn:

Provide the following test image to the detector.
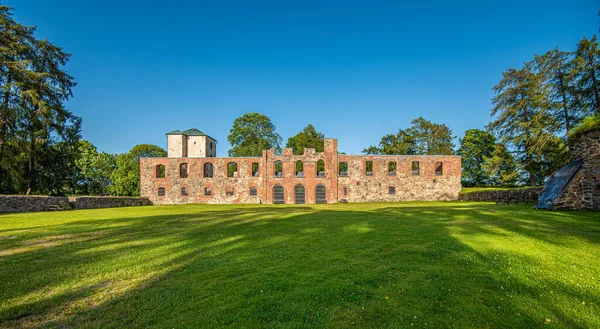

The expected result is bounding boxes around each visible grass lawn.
[0,202,599,328]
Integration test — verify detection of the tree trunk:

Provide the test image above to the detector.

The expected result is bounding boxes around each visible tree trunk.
[0,74,11,192]
[558,75,571,150]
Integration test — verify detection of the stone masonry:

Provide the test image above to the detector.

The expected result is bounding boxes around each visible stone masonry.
[553,130,600,210]
[140,131,462,205]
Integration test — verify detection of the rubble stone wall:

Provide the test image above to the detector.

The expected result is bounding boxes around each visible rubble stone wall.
[0,195,70,213]
[459,188,541,203]
[70,197,153,210]
[558,130,600,210]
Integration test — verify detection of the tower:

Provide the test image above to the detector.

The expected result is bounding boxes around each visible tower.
[166,128,217,158]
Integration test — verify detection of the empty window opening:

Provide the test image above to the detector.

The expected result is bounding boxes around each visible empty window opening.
[295,161,304,177]
[181,187,188,196]
[158,187,165,196]
[274,160,283,177]
[339,162,348,176]
[180,163,188,178]
[227,162,238,178]
[435,162,443,176]
[250,187,258,196]
[412,161,420,176]
[388,162,397,176]
[226,187,234,196]
[155,165,165,178]
[203,163,213,178]
[210,141,213,150]
[204,187,212,195]
[365,160,373,176]
[252,162,259,177]
[294,185,306,204]
[316,159,325,177]
[273,185,285,204]
[388,186,396,195]
[315,185,327,204]
[343,187,348,195]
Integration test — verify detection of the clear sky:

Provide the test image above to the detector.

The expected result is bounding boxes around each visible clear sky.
[7,0,598,156]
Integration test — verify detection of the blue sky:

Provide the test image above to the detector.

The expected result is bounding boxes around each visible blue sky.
[8,0,598,156]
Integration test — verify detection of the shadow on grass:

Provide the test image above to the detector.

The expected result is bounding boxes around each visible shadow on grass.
[0,203,599,328]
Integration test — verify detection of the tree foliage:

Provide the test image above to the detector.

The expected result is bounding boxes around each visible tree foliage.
[74,140,116,195]
[364,117,454,155]
[481,144,519,186]
[457,129,496,187]
[0,5,81,195]
[110,144,166,196]
[227,112,282,157]
[286,124,324,155]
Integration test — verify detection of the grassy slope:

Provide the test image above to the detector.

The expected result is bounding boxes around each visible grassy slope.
[0,203,598,328]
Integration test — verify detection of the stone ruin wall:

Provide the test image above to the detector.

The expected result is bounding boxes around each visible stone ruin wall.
[556,130,600,210]
[0,196,152,213]
[337,155,462,202]
[141,138,462,205]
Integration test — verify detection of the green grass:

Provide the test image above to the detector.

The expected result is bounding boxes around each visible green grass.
[569,114,600,140]
[460,186,542,194]
[1,203,599,328]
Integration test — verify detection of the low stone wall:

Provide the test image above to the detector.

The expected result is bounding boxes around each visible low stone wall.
[459,188,542,204]
[0,195,153,213]
[0,195,70,213]
[69,196,153,210]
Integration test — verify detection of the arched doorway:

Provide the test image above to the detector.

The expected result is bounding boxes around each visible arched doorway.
[273,185,285,204]
[294,185,306,204]
[315,185,327,204]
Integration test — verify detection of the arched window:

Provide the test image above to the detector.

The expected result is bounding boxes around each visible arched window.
[316,160,325,177]
[274,160,283,177]
[339,162,348,176]
[155,165,165,178]
[273,185,285,204]
[251,162,259,177]
[181,187,188,196]
[388,161,397,176]
[365,160,373,176]
[412,161,420,176]
[250,187,258,195]
[180,163,188,178]
[294,185,306,204]
[204,163,213,178]
[226,187,234,196]
[227,162,238,178]
[295,161,304,177]
[157,187,165,196]
[435,162,443,176]
[315,185,327,204]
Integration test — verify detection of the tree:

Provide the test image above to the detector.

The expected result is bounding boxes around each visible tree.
[110,144,166,196]
[363,117,453,155]
[363,130,416,155]
[286,124,324,154]
[489,62,556,186]
[573,35,600,115]
[0,5,81,195]
[534,47,585,145]
[408,117,455,155]
[75,140,117,195]
[481,144,519,186]
[457,129,495,187]
[227,112,282,157]
[286,124,325,172]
